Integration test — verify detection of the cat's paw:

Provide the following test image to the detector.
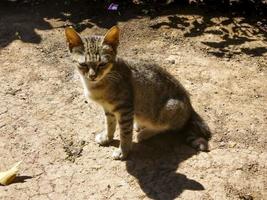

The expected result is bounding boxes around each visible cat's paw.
[112,148,128,160]
[134,123,141,132]
[95,131,112,146]
[191,137,209,152]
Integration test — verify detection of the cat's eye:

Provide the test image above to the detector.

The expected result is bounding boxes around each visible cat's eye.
[79,63,88,68]
[98,62,106,68]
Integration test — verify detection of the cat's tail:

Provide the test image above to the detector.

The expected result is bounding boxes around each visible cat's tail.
[183,110,212,151]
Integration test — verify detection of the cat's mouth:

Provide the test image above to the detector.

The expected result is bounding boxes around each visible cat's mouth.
[88,76,100,82]
[89,78,97,82]
[88,73,105,82]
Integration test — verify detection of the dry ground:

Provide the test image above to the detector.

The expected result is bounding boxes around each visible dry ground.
[0,1,266,200]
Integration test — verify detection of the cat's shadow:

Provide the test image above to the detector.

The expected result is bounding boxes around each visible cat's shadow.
[124,132,205,200]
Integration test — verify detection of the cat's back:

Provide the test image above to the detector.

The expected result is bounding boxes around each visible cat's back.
[115,57,192,127]
[117,57,189,98]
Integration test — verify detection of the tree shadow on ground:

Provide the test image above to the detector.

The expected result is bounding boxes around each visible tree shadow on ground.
[150,7,267,58]
[0,0,135,48]
[0,0,266,58]
[126,112,211,200]
[0,0,92,48]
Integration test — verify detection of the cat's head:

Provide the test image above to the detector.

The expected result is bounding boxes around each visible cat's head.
[65,26,119,82]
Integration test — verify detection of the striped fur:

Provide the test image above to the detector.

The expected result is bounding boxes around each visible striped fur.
[65,26,211,160]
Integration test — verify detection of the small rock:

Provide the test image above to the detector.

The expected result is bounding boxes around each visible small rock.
[80,140,86,146]
[169,59,175,64]
[166,55,177,64]
[239,194,253,200]
[219,141,225,147]
[229,141,237,148]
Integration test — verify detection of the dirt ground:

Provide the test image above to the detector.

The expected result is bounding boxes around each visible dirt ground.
[0,1,266,200]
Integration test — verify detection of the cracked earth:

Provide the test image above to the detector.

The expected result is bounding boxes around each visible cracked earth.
[0,2,266,200]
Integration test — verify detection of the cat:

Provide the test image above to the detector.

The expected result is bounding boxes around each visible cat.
[65,26,211,160]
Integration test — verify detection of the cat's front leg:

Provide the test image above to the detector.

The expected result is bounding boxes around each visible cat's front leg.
[112,107,134,160]
[95,110,116,145]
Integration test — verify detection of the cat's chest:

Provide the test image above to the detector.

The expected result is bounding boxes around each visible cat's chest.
[82,81,103,101]
[79,75,114,111]
[87,89,115,112]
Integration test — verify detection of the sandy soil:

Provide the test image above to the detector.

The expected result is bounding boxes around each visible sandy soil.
[0,1,266,200]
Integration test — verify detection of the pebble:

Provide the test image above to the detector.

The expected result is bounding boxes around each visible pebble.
[169,59,175,64]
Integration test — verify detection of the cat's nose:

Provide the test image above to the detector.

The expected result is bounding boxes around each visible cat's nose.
[89,74,97,80]
[89,69,96,80]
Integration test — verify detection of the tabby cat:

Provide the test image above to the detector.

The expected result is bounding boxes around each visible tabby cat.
[65,26,211,160]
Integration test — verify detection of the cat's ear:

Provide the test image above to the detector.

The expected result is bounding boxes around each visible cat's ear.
[65,27,85,63]
[65,27,83,51]
[103,26,120,49]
